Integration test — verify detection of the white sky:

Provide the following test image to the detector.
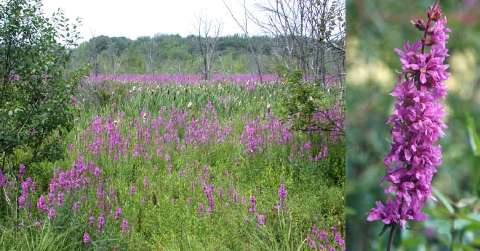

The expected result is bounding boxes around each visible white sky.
[42,0,267,41]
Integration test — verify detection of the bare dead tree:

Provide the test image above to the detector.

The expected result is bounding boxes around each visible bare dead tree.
[222,0,263,83]
[195,16,222,81]
[143,38,157,74]
[107,41,119,74]
[246,0,345,85]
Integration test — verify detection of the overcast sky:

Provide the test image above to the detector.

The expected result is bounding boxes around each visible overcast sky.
[42,0,267,41]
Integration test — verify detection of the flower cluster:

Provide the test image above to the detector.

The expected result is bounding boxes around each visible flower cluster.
[240,116,292,154]
[368,3,450,228]
[306,224,345,251]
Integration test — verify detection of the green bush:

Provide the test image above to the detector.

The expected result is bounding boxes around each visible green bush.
[0,0,84,166]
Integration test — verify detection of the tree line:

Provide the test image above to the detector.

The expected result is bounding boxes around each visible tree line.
[70,34,276,75]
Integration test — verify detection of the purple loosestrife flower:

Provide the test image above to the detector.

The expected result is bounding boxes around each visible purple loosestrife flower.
[332,227,345,249]
[89,215,95,226]
[83,232,90,244]
[115,207,122,219]
[278,183,287,203]
[48,207,56,219]
[249,195,256,213]
[57,192,64,206]
[256,213,266,226]
[17,195,27,209]
[203,184,215,213]
[130,185,137,195]
[19,163,26,176]
[97,215,105,232]
[37,195,48,212]
[367,3,450,229]
[0,170,6,187]
[306,224,345,251]
[121,219,129,233]
[72,201,80,211]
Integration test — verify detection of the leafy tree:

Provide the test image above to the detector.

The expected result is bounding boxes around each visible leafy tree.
[0,0,84,168]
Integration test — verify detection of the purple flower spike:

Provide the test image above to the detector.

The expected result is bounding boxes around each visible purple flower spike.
[0,170,6,187]
[368,3,449,229]
[249,195,256,213]
[278,183,287,202]
[97,215,105,232]
[256,213,266,226]
[115,207,122,219]
[83,232,90,244]
[48,207,56,219]
[121,219,129,233]
[19,164,26,176]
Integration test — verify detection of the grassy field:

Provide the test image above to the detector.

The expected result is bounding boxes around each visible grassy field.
[0,79,344,250]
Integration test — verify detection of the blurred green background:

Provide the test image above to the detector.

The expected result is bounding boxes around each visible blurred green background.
[346,0,480,250]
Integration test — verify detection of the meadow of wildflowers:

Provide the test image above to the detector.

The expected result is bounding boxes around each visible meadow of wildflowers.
[0,77,345,250]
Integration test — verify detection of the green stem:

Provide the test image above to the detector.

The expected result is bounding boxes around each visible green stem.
[387,224,397,251]
[450,217,455,250]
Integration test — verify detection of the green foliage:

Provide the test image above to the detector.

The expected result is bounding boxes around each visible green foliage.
[0,222,82,251]
[282,71,338,133]
[0,0,85,164]
[279,70,345,185]
[71,34,275,74]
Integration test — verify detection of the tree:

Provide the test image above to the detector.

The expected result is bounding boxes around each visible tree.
[0,0,84,168]
[195,15,222,81]
[88,35,110,75]
[223,0,264,82]
[251,0,345,84]
[107,37,129,74]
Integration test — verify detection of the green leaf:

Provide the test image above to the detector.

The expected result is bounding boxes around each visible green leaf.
[432,187,454,215]
[466,114,480,157]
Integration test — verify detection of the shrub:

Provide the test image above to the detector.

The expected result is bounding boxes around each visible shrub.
[0,0,84,165]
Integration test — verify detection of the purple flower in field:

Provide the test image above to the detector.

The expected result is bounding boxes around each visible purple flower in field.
[89,215,95,226]
[83,232,90,244]
[9,73,20,82]
[37,195,48,212]
[72,201,80,211]
[19,164,26,176]
[249,195,256,213]
[232,189,238,204]
[368,2,449,229]
[130,185,137,195]
[92,167,102,179]
[0,170,6,187]
[333,227,345,248]
[143,176,150,189]
[202,184,215,213]
[278,183,287,203]
[121,219,129,233]
[57,192,64,206]
[115,207,122,219]
[17,194,27,208]
[48,207,56,219]
[71,95,78,105]
[256,213,266,225]
[97,215,105,232]
[306,224,345,250]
